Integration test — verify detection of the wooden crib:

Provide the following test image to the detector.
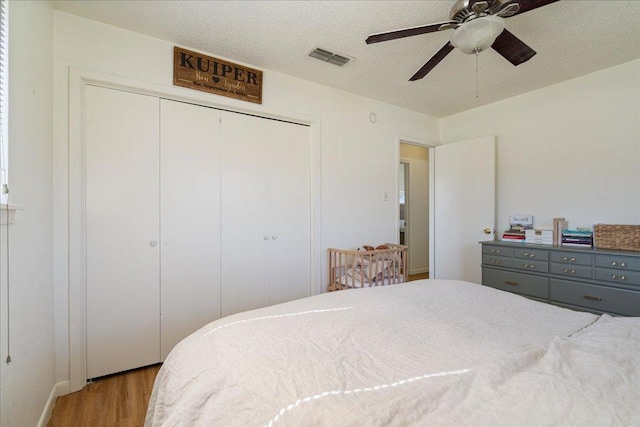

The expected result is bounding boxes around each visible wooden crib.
[328,244,408,291]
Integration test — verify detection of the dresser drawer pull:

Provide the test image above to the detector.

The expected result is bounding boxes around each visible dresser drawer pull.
[504,281,519,286]
[563,256,577,262]
[491,259,502,265]
[523,252,536,258]
[611,274,628,281]
[611,261,627,267]
[563,268,576,274]
[523,263,535,269]
[490,249,501,254]
[611,274,617,280]
[583,294,603,302]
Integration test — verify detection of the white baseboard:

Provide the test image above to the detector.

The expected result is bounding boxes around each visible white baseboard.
[38,381,70,427]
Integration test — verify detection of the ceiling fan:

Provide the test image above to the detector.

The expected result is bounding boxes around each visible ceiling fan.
[366,0,559,81]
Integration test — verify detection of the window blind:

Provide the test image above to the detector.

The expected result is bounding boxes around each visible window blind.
[0,0,8,201]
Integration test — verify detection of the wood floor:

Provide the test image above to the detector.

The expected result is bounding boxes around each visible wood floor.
[48,364,161,427]
[408,272,429,281]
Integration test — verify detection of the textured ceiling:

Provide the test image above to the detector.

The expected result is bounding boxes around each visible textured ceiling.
[53,0,640,118]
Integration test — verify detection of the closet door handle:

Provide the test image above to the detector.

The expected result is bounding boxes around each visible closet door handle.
[271,235,278,240]
[149,240,158,247]
[264,235,270,240]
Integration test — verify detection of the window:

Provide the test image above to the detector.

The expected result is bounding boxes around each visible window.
[0,0,7,203]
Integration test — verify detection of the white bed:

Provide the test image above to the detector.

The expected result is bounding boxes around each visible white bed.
[145,280,640,426]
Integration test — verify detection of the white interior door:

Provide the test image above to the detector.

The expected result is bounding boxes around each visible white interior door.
[85,86,160,378]
[269,120,311,304]
[160,99,221,359]
[434,136,495,283]
[220,112,271,317]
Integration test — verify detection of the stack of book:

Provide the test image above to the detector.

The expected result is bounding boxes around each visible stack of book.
[561,229,594,248]
[501,228,526,241]
[525,229,553,245]
[501,215,533,242]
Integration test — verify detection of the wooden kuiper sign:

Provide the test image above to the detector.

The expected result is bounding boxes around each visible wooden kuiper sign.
[173,46,263,104]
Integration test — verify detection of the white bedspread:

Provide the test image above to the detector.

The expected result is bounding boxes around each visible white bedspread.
[145,280,639,426]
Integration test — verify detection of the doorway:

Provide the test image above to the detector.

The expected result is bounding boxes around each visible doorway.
[399,162,408,246]
[399,143,430,279]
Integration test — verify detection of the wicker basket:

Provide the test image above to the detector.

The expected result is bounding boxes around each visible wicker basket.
[593,224,640,252]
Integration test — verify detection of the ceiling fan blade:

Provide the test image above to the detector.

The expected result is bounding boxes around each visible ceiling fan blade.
[366,21,457,44]
[409,42,455,81]
[491,29,536,66]
[505,0,559,16]
[439,23,460,31]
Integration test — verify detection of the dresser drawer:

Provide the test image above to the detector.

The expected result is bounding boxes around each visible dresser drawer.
[513,247,548,261]
[549,263,592,280]
[550,279,640,316]
[482,254,513,268]
[549,251,592,266]
[594,268,640,287]
[483,268,548,299]
[482,245,513,257]
[595,254,640,271]
[513,258,548,273]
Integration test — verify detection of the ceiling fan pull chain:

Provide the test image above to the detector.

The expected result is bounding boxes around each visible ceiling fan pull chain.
[475,49,480,98]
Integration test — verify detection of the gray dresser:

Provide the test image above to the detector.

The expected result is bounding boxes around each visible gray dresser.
[481,241,640,316]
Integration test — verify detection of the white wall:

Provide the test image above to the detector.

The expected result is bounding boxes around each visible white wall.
[52,11,438,384]
[440,60,640,234]
[1,1,56,426]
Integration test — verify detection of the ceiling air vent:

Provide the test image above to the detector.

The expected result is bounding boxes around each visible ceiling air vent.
[309,48,352,67]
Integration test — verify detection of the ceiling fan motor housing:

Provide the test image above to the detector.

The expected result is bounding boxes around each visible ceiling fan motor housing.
[450,0,510,22]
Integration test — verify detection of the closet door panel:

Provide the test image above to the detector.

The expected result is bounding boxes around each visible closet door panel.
[160,99,222,360]
[220,111,271,317]
[269,121,312,304]
[85,86,160,378]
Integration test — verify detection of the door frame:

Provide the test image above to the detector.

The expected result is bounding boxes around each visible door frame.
[398,160,410,271]
[67,68,321,392]
[396,136,437,279]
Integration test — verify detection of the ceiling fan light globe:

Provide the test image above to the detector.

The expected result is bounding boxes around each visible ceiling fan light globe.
[450,15,505,54]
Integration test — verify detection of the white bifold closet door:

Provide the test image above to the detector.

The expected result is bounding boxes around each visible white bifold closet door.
[85,86,310,377]
[86,90,224,377]
[159,99,221,360]
[220,111,311,317]
[85,86,161,378]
